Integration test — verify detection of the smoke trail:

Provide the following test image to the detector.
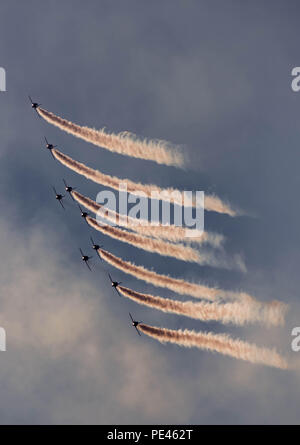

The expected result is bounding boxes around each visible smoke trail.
[72,190,224,247]
[52,149,236,216]
[86,216,203,263]
[89,213,243,271]
[99,247,247,301]
[139,324,288,369]
[38,107,184,167]
[99,248,287,326]
[118,286,272,326]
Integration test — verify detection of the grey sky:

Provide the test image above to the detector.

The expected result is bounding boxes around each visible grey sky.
[0,0,299,424]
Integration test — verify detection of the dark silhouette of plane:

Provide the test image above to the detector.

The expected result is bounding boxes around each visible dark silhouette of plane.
[44,137,56,159]
[108,273,122,297]
[129,313,142,336]
[63,179,76,201]
[52,186,65,210]
[79,248,92,271]
[90,237,103,259]
[28,96,41,116]
[78,204,89,225]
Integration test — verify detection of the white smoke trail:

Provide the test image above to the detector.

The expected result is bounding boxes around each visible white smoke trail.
[86,216,203,263]
[72,190,224,247]
[38,107,184,167]
[52,149,236,215]
[139,324,288,369]
[99,248,287,326]
[119,286,272,326]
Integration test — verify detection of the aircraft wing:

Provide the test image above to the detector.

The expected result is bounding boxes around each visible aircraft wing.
[114,287,121,298]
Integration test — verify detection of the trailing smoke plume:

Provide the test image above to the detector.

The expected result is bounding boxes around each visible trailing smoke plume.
[86,216,203,263]
[38,107,184,167]
[139,324,288,369]
[52,148,236,216]
[99,248,287,326]
[118,286,276,326]
[72,190,224,247]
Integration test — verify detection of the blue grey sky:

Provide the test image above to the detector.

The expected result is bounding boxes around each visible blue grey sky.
[0,0,300,424]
